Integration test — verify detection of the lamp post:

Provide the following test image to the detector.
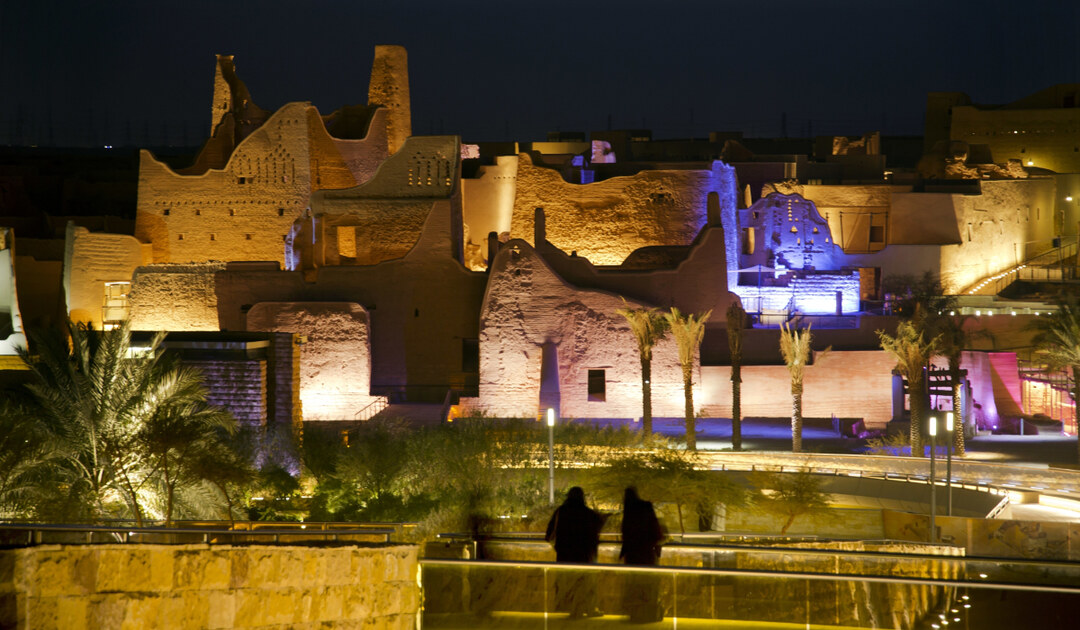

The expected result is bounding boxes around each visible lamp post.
[547,408,556,505]
[928,415,937,543]
[946,411,954,517]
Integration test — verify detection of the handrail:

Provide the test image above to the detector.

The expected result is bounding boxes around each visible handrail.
[0,523,398,545]
[353,396,389,422]
[419,557,1080,595]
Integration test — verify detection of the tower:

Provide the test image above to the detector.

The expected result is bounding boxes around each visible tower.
[367,45,412,155]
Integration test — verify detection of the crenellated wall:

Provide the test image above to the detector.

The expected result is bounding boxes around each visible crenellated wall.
[0,543,419,630]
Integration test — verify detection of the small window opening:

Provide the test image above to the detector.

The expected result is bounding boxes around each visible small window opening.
[588,370,606,402]
[210,234,216,241]
[245,234,253,240]
[278,208,286,216]
[163,208,170,216]
[178,234,185,241]
[195,209,201,216]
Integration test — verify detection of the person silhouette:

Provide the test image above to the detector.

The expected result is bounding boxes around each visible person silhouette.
[619,487,665,622]
[545,486,605,618]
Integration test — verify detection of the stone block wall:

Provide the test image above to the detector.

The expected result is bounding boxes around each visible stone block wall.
[184,359,267,426]
[0,543,419,630]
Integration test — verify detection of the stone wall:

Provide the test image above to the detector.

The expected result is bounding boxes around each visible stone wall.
[950,103,1080,174]
[246,302,377,421]
[701,350,896,428]
[129,263,225,331]
[0,543,419,630]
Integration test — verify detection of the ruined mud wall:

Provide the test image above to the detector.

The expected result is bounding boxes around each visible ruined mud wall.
[136,104,360,266]
[511,155,736,267]
[368,45,411,156]
[246,302,377,421]
[63,225,150,329]
[471,241,688,419]
[311,136,460,267]
[0,543,419,630]
[128,263,225,331]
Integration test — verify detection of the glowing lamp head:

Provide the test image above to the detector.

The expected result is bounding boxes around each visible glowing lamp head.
[546,408,555,427]
[929,416,937,437]
[946,412,954,432]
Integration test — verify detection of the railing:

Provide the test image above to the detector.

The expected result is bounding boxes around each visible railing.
[420,558,1080,628]
[353,396,389,421]
[0,522,399,546]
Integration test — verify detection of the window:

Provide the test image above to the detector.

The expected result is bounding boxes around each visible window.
[229,208,236,216]
[588,370,606,402]
[195,209,201,216]
[210,234,216,241]
[461,339,479,373]
[278,208,286,216]
[178,234,185,241]
[245,234,253,240]
[163,208,170,216]
[869,225,885,243]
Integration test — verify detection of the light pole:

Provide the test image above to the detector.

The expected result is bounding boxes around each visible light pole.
[946,411,954,517]
[928,415,937,543]
[547,408,556,505]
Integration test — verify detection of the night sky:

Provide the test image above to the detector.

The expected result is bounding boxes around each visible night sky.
[2,0,1078,147]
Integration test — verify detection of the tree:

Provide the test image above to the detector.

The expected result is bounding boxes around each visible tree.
[750,469,831,534]
[877,321,940,457]
[936,315,972,457]
[664,308,712,451]
[1030,296,1080,464]
[779,322,813,453]
[726,302,746,451]
[616,301,669,436]
[0,400,60,519]
[15,322,244,523]
[594,449,748,536]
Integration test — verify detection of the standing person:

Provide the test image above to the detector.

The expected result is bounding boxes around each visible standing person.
[546,486,605,618]
[619,487,666,623]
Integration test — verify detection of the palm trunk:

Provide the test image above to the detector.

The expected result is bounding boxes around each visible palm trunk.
[641,356,653,436]
[732,365,742,451]
[683,365,696,451]
[951,356,965,456]
[910,373,924,456]
[791,387,803,453]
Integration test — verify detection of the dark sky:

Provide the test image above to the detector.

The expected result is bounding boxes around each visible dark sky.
[2,0,1078,147]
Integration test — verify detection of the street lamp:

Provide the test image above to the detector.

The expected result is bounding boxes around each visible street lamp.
[547,408,556,505]
[929,415,937,543]
[946,411,954,517]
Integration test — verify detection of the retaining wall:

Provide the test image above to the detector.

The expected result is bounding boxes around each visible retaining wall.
[0,543,418,629]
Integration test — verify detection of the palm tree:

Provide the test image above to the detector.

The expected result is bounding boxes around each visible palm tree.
[779,322,813,453]
[877,321,940,457]
[937,315,972,457]
[17,322,243,523]
[1030,297,1080,464]
[726,302,746,451]
[616,301,669,436]
[664,307,712,451]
